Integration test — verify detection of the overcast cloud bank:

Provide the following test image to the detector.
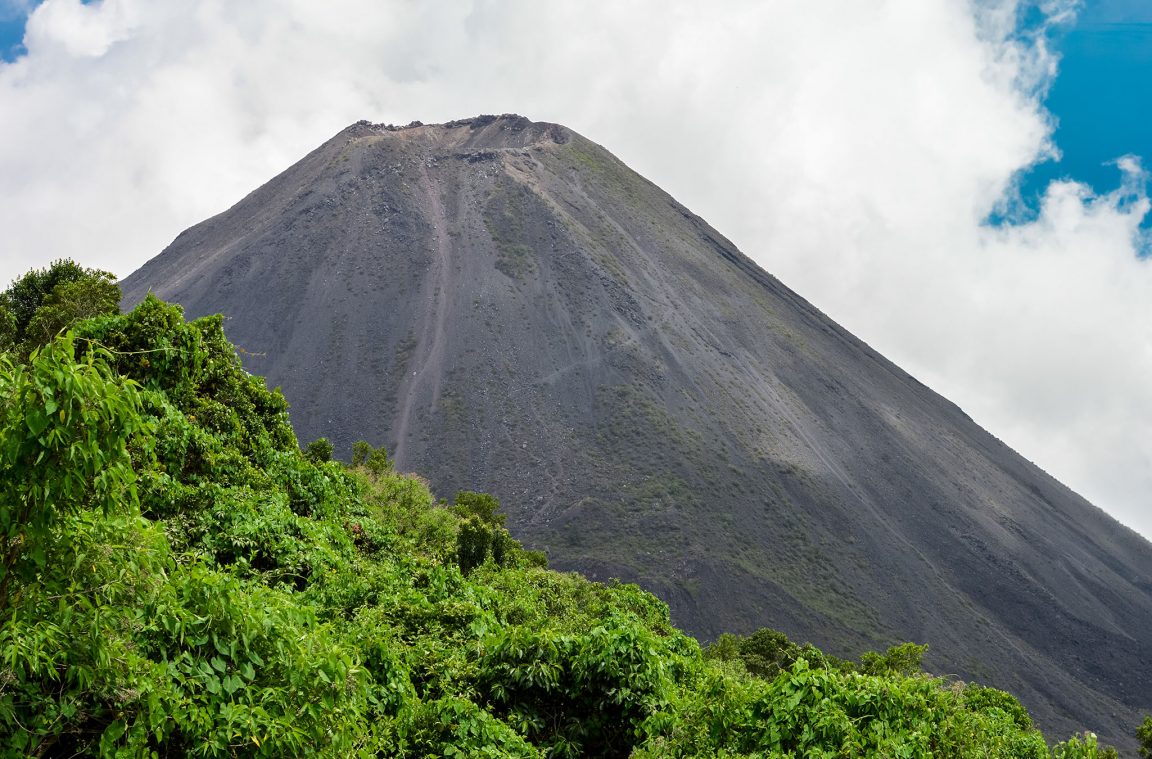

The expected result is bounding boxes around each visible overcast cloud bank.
[1,0,1148,536]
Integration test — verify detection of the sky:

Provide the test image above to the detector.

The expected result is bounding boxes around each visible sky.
[1,0,1150,539]
[1010,0,1152,225]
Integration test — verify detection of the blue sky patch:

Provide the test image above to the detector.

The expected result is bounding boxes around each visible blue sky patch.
[0,0,102,61]
[1014,20,1152,220]
[991,0,1152,237]
[0,11,30,61]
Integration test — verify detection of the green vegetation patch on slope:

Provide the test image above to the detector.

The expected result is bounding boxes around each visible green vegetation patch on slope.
[483,177,539,282]
[0,261,1133,757]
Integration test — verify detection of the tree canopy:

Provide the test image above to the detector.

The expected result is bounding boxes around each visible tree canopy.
[0,259,120,356]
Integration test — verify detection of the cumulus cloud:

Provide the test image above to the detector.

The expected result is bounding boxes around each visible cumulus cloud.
[1,0,1149,537]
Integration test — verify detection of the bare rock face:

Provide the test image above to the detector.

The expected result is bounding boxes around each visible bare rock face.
[122,115,1152,747]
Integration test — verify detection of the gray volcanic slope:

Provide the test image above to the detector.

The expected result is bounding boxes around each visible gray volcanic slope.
[123,115,1152,747]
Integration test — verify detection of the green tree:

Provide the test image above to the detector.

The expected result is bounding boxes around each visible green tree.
[366,445,392,474]
[703,632,743,664]
[0,259,119,355]
[349,440,392,474]
[0,334,158,753]
[479,623,674,758]
[0,335,150,613]
[452,491,519,574]
[0,306,14,353]
[304,436,334,463]
[24,274,120,347]
[1052,732,1115,759]
[734,627,800,679]
[457,515,495,575]
[859,641,928,677]
[0,324,376,755]
[704,626,846,679]
[1138,714,1152,758]
[351,439,372,466]
[962,684,1034,730]
[453,490,505,526]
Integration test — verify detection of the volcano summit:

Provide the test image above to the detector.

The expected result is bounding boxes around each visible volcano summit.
[122,114,1152,745]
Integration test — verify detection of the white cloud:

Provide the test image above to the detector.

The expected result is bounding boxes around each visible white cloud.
[23,0,137,57]
[1,0,1149,537]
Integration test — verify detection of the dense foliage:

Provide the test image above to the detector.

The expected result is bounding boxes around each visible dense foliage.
[0,260,119,359]
[0,264,1141,756]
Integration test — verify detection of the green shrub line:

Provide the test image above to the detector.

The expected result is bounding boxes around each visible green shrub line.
[0,261,1145,757]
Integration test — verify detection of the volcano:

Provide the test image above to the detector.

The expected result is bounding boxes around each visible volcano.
[122,114,1152,746]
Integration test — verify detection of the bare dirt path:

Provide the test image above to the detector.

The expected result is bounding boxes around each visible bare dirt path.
[393,160,454,465]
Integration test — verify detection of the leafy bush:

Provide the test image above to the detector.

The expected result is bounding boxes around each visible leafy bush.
[304,436,334,463]
[859,641,929,677]
[0,337,149,612]
[1052,733,1118,759]
[704,626,850,679]
[0,258,119,356]
[0,276,1130,757]
[478,622,676,757]
[1140,715,1152,758]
